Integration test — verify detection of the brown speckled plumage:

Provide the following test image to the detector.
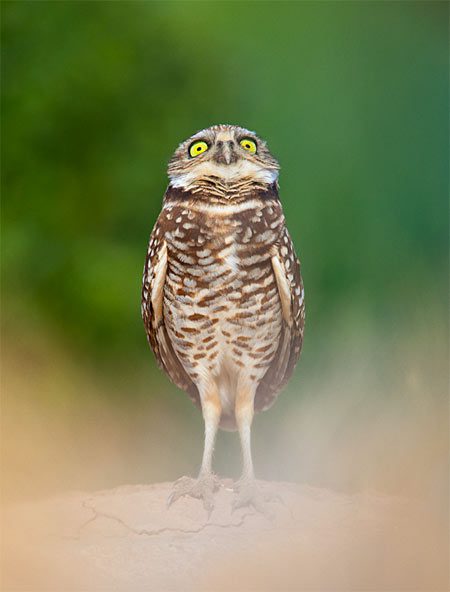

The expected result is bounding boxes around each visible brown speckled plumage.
[142,124,304,510]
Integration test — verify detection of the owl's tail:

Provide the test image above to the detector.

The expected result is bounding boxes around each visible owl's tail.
[219,413,237,432]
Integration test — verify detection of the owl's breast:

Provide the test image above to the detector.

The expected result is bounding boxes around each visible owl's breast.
[160,198,285,409]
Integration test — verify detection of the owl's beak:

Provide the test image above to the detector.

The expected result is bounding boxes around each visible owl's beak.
[214,140,239,165]
[223,142,233,165]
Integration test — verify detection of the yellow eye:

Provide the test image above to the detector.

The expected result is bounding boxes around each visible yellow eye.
[240,138,257,154]
[189,141,209,157]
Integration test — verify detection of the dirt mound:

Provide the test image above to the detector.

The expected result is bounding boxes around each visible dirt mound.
[2,480,445,590]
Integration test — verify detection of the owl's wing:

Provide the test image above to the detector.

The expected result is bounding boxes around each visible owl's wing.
[141,220,200,407]
[254,227,305,412]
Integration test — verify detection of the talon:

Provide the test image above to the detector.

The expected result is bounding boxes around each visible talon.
[167,474,220,512]
[166,490,182,508]
[232,479,281,519]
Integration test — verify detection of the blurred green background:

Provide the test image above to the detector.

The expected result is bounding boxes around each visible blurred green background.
[2,2,448,499]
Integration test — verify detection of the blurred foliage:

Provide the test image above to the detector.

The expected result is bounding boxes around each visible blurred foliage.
[2,1,448,367]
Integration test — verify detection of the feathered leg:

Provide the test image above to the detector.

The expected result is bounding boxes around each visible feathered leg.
[233,381,279,517]
[168,381,221,512]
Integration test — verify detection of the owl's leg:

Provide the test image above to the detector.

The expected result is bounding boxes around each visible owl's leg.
[233,381,278,518]
[167,381,221,512]
[235,383,256,481]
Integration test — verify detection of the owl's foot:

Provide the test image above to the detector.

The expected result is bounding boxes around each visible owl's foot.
[167,473,220,513]
[232,478,282,519]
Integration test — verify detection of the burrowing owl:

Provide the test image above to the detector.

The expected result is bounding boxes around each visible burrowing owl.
[142,124,305,512]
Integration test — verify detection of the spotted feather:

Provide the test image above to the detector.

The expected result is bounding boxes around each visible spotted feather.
[255,227,305,412]
[142,219,200,407]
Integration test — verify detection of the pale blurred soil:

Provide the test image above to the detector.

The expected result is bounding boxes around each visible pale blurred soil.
[2,480,446,591]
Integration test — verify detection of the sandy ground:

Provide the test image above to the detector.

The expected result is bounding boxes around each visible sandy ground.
[2,480,446,591]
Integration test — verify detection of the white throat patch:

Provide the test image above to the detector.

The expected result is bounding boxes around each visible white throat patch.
[170,159,278,190]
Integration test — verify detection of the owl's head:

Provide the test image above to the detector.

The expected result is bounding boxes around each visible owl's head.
[167,124,279,189]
